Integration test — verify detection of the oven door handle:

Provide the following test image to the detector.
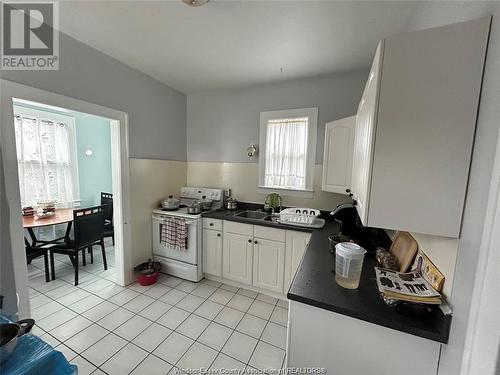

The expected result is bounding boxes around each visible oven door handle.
[153,216,198,226]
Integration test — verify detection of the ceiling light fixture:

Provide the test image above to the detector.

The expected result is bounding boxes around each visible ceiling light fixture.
[182,0,209,7]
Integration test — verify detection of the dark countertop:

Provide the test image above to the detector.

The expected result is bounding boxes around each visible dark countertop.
[288,220,451,344]
[202,206,315,233]
[203,206,451,344]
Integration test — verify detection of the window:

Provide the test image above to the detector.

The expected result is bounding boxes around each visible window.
[13,106,79,208]
[259,108,318,196]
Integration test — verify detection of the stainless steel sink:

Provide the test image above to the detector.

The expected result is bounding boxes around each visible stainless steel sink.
[235,210,269,220]
[264,214,280,222]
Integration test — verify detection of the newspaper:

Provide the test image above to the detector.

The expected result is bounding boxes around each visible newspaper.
[375,267,440,298]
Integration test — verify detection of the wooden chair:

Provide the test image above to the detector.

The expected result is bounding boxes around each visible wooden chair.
[49,206,107,285]
[101,192,114,246]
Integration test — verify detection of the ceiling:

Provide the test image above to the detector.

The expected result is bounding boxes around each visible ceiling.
[58,1,421,94]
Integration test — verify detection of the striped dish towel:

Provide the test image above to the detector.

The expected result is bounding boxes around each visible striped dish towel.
[160,218,188,250]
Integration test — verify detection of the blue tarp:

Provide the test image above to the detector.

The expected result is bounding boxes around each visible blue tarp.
[0,315,76,375]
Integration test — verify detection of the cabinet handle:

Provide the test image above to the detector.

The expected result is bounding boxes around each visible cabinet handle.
[254,240,258,244]
[346,188,351,193]
[248,239,252,243]
[217,233,221,237]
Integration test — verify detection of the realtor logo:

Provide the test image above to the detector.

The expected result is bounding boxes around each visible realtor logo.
[1,1,59,70]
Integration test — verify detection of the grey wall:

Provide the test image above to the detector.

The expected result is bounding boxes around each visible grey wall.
[407,2,500,375]
[187,71,368,164]
[0,31,187,161]
[0,148,18,318]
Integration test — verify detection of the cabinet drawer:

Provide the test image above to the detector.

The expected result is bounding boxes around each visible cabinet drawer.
[254,225,286,242]
[203,218,222,231]
[224,221,253,236]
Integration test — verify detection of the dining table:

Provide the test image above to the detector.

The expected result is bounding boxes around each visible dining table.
[22,208,74,250]
[22,208,75,282]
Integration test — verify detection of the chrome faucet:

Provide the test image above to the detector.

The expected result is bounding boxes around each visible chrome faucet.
[330,201,357,218]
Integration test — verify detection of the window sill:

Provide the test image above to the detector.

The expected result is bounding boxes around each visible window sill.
[257,186,314,198]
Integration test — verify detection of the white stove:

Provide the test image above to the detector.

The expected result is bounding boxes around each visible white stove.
[152,206,201,218]
[152,187,224,281]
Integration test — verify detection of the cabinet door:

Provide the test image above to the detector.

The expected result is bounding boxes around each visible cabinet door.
[352,41,384,224]
[253,238,285,293]
[223,232,253,284]
[322,116,356,194]
[284,231,311,293]
[203,229,222,276]
[368,18,490,237]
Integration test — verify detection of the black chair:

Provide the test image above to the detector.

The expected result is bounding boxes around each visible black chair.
[25,239,50,282]
[49,206,107,286]
[101,192,114,246]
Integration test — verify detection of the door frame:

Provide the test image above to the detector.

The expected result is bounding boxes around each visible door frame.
[0,79,133,318]
[461,125,500,375]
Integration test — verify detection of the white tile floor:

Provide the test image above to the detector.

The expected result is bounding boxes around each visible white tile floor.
[28,243,288,374]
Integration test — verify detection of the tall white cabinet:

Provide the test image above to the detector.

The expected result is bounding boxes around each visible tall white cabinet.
[351,41,383,224]
[350,17,490,237]
[322,116,356,195]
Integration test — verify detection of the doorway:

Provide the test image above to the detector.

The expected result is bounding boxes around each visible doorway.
[0,79,132,319]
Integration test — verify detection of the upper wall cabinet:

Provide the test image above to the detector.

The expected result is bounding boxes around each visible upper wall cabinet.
[322,116,356,195]
[351,17,491,238]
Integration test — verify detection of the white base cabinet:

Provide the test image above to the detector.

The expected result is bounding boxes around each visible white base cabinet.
[253,238,285,293]
[203,220,310,297]
[202,219,223,277]
[202,229,222,277]
[287,300,441,375]
[284,231,311,292]
[222,231,254,285]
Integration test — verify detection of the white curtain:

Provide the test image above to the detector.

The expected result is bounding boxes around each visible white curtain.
[14,114,75,208]
[264,117,308,190]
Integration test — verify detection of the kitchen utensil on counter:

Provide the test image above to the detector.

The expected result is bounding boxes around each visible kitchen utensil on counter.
[335,242,366,289]
[199,196,213,210]
[187,201,202,214]
[161,195,181,210]
[0,319,35,363]
[225,198,238,210]
[376,247,398,270]
[389,231,418,272]
[328,233,351,254]
[264,192,282,213]
[279,207,320,225]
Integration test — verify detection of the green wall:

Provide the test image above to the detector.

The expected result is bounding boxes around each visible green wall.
[74,112,112,207]
[13,103,112,208]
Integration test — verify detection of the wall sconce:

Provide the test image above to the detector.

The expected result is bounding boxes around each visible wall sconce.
[84,149,93,157]
[247,144,258,158]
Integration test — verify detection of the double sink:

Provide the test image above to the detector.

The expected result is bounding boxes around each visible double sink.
[234,210,279,223]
